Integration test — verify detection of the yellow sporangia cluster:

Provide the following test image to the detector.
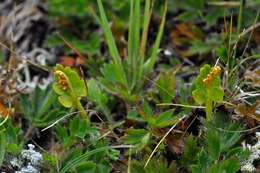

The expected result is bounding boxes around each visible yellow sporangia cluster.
[203,66,221,86]
[55,70,69,90]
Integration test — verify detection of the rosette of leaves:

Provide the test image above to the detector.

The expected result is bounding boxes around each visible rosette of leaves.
[181,113,249,173]
[192,64,224,121]
[53,64,88,120]
[96,0,167,103]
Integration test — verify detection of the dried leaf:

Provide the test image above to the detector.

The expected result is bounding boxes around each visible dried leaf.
[234,101,260,121]
[170,23,204,58]
[166,133,186,155]
[59,56,76,67]
[59,56,86,67]
[0,101,9,118]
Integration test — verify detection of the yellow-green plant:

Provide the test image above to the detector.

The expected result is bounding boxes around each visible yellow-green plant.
[192,64,224,121]
[53,64,88,121]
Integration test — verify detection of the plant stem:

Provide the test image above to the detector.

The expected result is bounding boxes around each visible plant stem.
[206,100,212,121]
[76,99,88,122]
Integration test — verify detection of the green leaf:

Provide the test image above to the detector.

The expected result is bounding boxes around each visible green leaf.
[192,149,209,173]
[192,64,224,120]
[53,64,88,119]
[210,87,224,102]
[69,116,89,139]
[20,86,66,127]
[219,158,240,173]
[208,164,221,173]
[123,129,150,150]
[193,64,224,104]
[100,63,122,84]
[144,0,168,73]
[35,109,67,127]
[37,89,57,117]
[206,130,221,160]
[87,79,111,120]
[58,95,73,108]
[60,146,110,173]
[154,110,179,128]
[192,89,206,104]
[75,161,97,173]
[96,0,127,85]
[143,101,153,118]
[54,64,87,98]
[155,69,176,103]
[220,124,242,152]
[131,157,176,173]
[181,135,199,167]
[127,109,144,122]
[127,0,141,89]
[0,129,6,166]
[87,79,107,105]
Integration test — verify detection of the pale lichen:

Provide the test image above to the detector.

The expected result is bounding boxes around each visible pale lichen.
[11,144,42,173]
[241,132,260,172]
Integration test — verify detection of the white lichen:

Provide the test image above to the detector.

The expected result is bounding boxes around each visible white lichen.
[241,132,260,172]
[11,144,43,173]
[15,165,39,173]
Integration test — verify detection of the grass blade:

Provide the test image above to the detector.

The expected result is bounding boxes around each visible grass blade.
[137,0,153,88]
[140,0,153,58]
[97,0,127,85]
[144,0,168,74]
[60,146,109,173]
[60,145,133,173]
[128,0,141,90]
[0,129,6,166]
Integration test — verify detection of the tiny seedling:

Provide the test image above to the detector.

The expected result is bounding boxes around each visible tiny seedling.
[53,64,88,121]
[192,64,224,121]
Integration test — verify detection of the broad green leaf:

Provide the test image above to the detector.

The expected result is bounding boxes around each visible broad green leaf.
[54,64,87,98]
[58,95,73,108]
[69,116,89,139]
[192,64,224,120]
[206,131,221,160]
[53,64,88,119]
[53,82,66,96]
[87,79,107,105]
[210,87,224,102]
[192,89,206,104]
[219,158,240,173]
[192,64,223,104]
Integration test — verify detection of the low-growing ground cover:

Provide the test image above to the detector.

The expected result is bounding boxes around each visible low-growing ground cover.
[0,0,259,172]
